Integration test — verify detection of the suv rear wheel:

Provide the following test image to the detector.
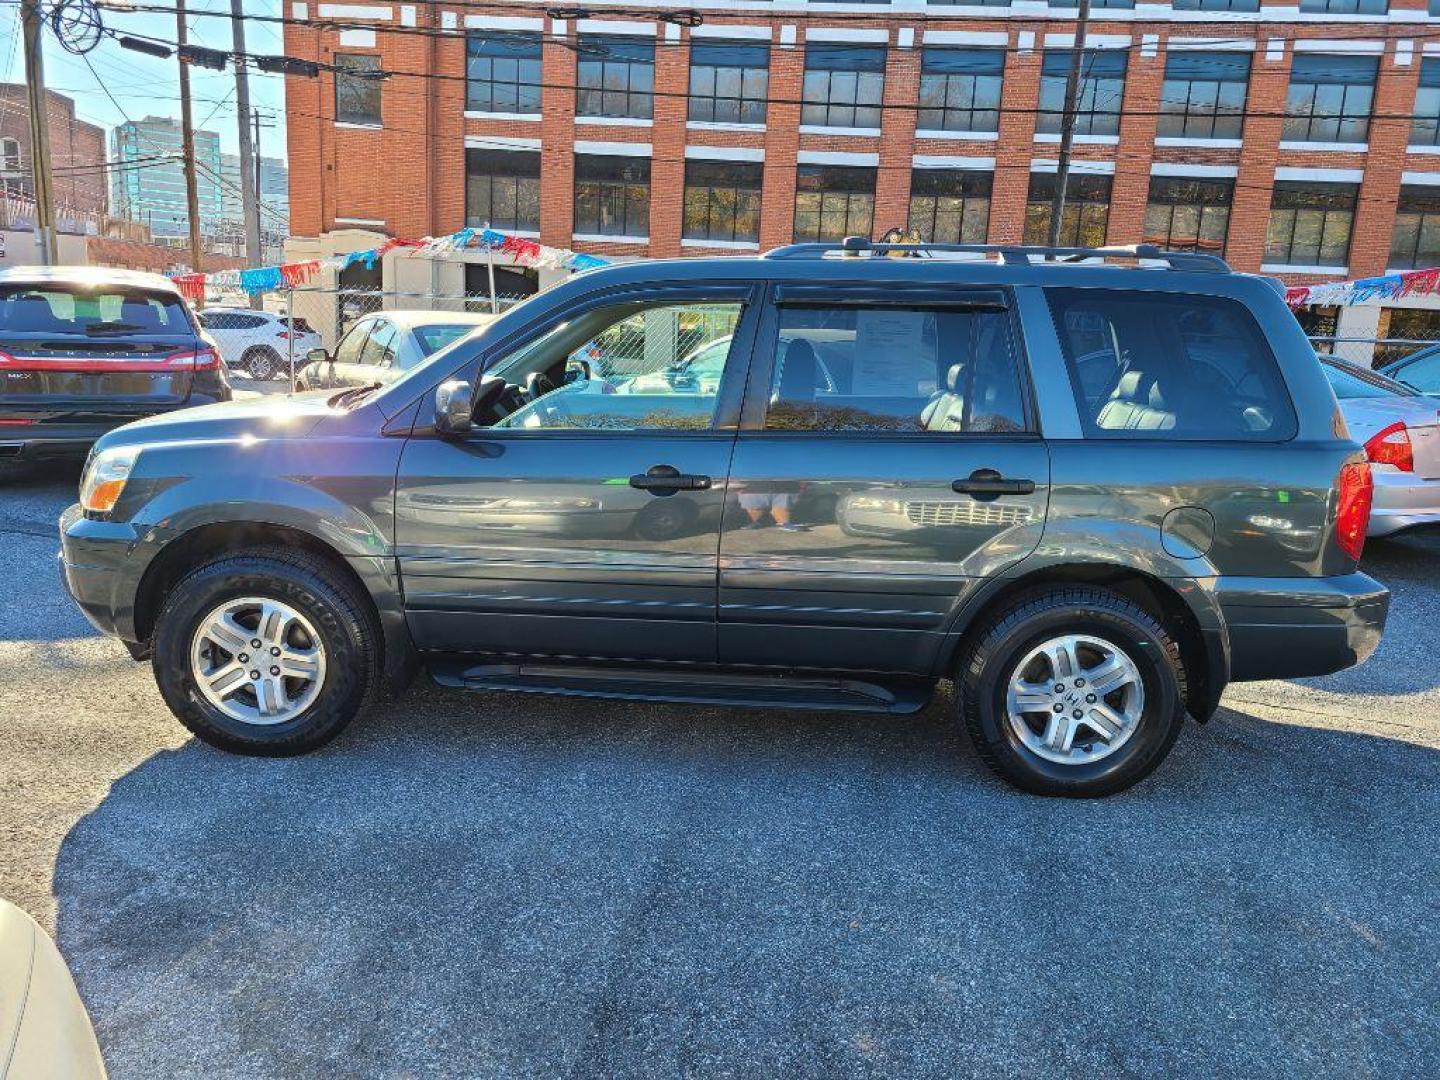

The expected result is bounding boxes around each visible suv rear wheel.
[957,587,1186,797]
[243,347,280,381]
[151,548,378,755]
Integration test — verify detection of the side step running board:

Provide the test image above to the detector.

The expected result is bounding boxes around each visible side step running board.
[429,661,933,715]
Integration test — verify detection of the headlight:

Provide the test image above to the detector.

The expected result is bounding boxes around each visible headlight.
[79,447,139,515]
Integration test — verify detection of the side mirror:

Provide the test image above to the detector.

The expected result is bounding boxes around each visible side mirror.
[306,347,328,364]
[434,379,474,436]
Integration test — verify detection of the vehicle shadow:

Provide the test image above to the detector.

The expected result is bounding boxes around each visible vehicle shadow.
[53,687,1440,1079]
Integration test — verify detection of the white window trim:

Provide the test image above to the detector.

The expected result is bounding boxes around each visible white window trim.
[1409,146,1440,156]
[575,19,657,36]
[804,28,889,45]
[1277,141,1369,154]
[922,30,1008,47]
[1155,137,1243,149]
[1034,133,1120,146]
[575,116,654,128]
[915,129,999,142]
[680,238,760,251]
[1042,33,1132,50]
[686,121,767,134]
[466,135,542,150]
[1275,166,1363,183]
[1031,158,1115,175]
[463,14,544,31]
[1260,264,1351,276]
[913,154,996,170]
[574,140,653,157]
[334,121,382,131]
[1292,39,1386,55]
[797,149,880,167]
[1166,37,1256,53]
[690,24,770,41]
[335,216,386,226]
[798,125,882,138]
[573,233,650,244]
[1401,171,1440,186]
[1150,162,1238,178]
[464,110,542,123]
[685,145,765,162]
[317,3,390,20]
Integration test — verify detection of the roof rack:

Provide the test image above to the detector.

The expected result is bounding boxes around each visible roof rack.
[761,237,1231,273]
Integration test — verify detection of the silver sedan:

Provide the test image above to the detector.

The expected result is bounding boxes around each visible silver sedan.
[1321,356,1440,537]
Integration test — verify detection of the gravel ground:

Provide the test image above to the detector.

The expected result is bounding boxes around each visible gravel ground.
[1,461,1437,1079]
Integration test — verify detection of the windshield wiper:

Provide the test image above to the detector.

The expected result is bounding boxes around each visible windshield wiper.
[331,382,383,408]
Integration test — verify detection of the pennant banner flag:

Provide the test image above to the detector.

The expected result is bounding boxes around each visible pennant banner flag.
[1286,265,1440,309]
[171,226,611,297]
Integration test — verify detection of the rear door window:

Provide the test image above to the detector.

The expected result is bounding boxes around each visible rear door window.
[1047,289,1297,441]
[761,301,1029,434]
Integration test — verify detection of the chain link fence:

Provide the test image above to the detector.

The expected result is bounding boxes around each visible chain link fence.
[1309,336,1440,370]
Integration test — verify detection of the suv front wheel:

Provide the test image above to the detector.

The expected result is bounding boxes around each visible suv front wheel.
[151,548,379,755]
[957,587,1187,797]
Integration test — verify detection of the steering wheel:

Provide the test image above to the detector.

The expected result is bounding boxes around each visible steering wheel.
[523,371,557,403]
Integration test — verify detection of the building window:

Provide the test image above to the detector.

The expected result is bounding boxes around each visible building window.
[688,42,769,126]
[574,154,651,237]
[0,137,19,173]
[465,149,540,232]
[1157,51,1250,140]
[793,164,875,243]
[1283,55,1377,144]
[1299,0,1387,11]
[1265,182,1357,267]
[1046,0,1135,7]
[802,45,886,130]
[1143,177,1233,255]
[1023,173,1112,247]
[1390,187,1440,270]
[928,0,1013,5]
[1036,51,1127,137]
[908,169,991,244]
[1171,0,1259,8]
[576,36,655,120]
[918,48,1005,134]
[334,53,382,126]
[1413,59,1440,147]
[683,160,763,244]
[466,33,542,114]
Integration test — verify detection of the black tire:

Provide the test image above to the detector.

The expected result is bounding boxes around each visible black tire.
[956,587,1187,798]
[151,547,379,756]
[244,348,280,381]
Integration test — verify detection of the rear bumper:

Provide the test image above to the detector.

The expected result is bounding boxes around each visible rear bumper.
[0,424,118,460]
[1216,572,1389,681]
[1368,469,1440,537]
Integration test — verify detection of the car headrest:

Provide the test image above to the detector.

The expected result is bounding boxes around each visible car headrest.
[777,338,819,403]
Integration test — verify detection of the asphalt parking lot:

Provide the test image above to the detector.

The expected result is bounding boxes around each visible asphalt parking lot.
[2,461,1438,1079]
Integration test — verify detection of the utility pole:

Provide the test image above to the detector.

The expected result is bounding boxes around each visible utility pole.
[229,0,262,303]
[176,0,204,273]
[20,0,57,265]
[1048,0,1092,249]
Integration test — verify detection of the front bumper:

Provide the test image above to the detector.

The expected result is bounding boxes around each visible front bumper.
[58,502,157,642]
[1368,469,1440,537]
[1216,572,1389,681]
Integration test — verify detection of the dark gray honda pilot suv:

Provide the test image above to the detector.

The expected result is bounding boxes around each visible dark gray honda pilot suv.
[59,241,1389,796]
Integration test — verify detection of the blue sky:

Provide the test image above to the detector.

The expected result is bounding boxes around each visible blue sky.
[1,0,288,158]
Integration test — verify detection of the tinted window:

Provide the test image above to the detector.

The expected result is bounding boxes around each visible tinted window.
[0,285,191,335]
[1391,351,1440,392]
[232,313,268,330]
[1048,289,1297,440]
[1322,359,1416,399]
[415,324,479,355]
[763,303,1028,434]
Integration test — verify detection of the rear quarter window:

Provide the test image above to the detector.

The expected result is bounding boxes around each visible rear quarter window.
[1046,289,1298,442]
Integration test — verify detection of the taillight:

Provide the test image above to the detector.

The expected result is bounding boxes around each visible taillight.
[0,349,14,365]
[277,330,292,340]
[1362,421,1413,472]
[165,348,221,370]
[1335,461,1374,562]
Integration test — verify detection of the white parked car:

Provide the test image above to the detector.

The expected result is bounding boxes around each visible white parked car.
[195,307,322,381]
[296,310,498,391]
[0,899,106,1079]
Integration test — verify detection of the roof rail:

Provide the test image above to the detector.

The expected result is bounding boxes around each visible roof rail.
[761,237,1231,273]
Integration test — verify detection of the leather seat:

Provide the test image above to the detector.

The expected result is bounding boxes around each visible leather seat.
[1095,370,1177,432]
[775,338,819,403]
[920,362,967,431]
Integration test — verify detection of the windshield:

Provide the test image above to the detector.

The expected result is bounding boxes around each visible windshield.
[415,324,483,356]
[0,284,192,335]
[1321,358,1418,399]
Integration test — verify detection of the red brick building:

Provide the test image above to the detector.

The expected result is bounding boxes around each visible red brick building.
[0,83,108,219]
[281,0,1440,314]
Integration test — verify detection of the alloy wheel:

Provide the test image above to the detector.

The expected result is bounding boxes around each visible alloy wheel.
[1004,633,1145,766]
[190,597,327,725]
